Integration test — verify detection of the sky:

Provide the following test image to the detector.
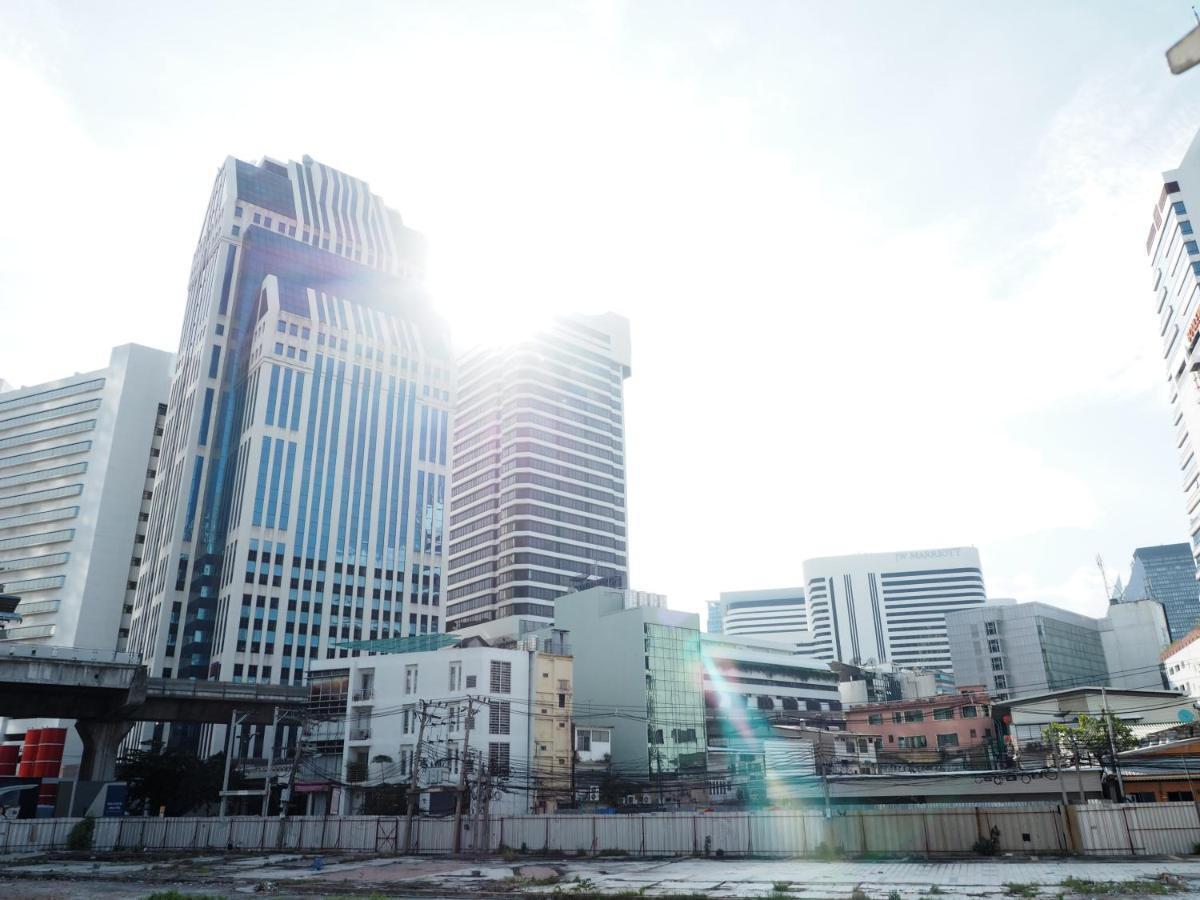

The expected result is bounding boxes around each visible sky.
[3,1,1200,621]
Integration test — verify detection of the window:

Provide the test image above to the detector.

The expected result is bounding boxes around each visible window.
[993,675,1007,690]
[892,712,903,724]
[1168,791,1195,802]
[867,713,883,725]
[991,656,1005,671]
[985,621,997,636]
[903,710,924,722]
[907,735,928,749]
[1184,220,1195,235]
[577,730,591,751]
[232,225,240,236]
[402,705,414,734]
[970,728,977,738]
[488,741,510,776]
[987,639,1000,653]
[449,661,462,692]
[933,708,954,720]
[404,664,418,694]
[1187,241,1199,255]
[399,746,413,776]
[961,705,977,718]
[1175,201,1188,216]
[937,733,960,748]
[490,660,512,693]
[466,674,477,689]
[234,205,243,218]
[489,700,511,734]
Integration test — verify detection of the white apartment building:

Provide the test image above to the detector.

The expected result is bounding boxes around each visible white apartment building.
[446,314,631,633]
[127,155,452,753]
[1164,626,1200,701]
[306,635,572,815]
[801,546,988,670]
[1145,132,1200,567]
[0,344,171,648]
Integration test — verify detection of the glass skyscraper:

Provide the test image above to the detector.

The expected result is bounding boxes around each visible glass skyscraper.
[1120,543,1200,642]
[128,155,452,748]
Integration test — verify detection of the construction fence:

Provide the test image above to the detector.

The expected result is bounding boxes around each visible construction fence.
[1,803,1197,858]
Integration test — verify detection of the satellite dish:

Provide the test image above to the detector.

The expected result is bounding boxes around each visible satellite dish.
[1178,709,1196,723]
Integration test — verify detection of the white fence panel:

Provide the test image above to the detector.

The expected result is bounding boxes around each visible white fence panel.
[593,814,644,854]
[546,815,595,853]
[747,811,825,856]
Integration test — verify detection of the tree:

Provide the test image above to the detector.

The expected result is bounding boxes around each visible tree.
[1043,713,1137,766]
[117,747,229,816]
[371,754,394,784]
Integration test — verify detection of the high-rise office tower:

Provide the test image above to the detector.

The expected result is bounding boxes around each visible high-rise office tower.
[0,344,171,771]
[0,344,171,649]
[802,547,988,670]
[129,157,453,739]
[1145,133,1200,571]
[445,314,631,632]
[1118,543,1200,642]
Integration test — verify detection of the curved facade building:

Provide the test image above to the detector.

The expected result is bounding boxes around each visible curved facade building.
[712,588,808,646]
[446,315,631,631]
[802,547,987,670]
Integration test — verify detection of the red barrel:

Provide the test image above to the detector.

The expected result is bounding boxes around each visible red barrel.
[17,729,42,777]
[0,745,18,776]
[35,728,66,778]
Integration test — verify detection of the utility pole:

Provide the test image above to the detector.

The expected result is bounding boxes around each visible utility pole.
[471,761,489,859]
[261,706,281,817]
[1067,730,1086,805]
[277,711,307,848]
[819,747,832,819]
[451,698,476,854]
[402,700,430,854]
[1100,687,1126,802]
[1051,740,1070,808]
[219,709,247,818]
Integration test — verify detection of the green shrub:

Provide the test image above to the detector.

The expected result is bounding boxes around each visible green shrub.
[66,815,95,852]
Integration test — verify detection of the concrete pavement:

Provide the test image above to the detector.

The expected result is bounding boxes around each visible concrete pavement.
[2,853,1200,897]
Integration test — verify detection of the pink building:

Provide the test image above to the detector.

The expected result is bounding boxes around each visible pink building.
[842,685,994,767]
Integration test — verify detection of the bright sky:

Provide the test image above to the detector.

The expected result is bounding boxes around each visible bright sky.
[3,2,1200,621]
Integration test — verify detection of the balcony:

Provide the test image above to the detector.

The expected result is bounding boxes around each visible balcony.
[352,688,374,702]
[349,726,371,742]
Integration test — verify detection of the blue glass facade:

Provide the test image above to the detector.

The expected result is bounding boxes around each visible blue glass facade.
[1121,543,1200,642]
[129,157,452,750]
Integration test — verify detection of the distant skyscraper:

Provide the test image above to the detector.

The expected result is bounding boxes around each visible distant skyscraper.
[128,156,452,748]
[446,314,630,632]
[709,588,808,646]
[1145,134,1200,572]
[0,344,171,649]
[801,547,988,670]
[1119,543,1200,642]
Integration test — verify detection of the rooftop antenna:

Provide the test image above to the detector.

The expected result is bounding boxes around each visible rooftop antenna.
[1096,554,1114,602]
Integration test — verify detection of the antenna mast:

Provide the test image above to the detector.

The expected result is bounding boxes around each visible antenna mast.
[1096,554,1114,602]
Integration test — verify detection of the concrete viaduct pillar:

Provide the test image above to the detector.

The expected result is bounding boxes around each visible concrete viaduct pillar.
[76,720,134,782]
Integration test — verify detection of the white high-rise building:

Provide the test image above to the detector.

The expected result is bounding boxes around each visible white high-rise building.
[0,344,171,649]
[128,155,453,750]
[445,314,631,633]
[802,547,987,670]
[1145,132,1200,567]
